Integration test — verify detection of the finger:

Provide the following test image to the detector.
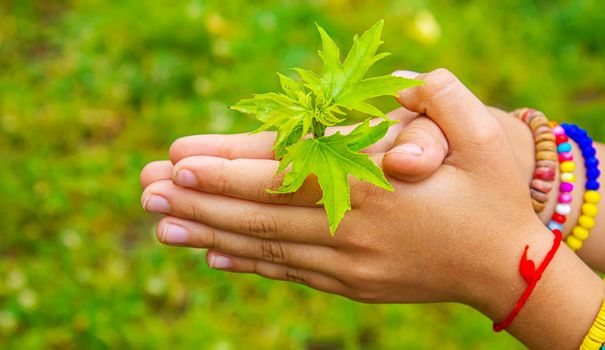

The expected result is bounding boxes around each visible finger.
[169,108,419,163]
[156,216,343,276]
[383,116,449,182]
[172,156,322,206]
[204,250,348,295]
[325,107,418,153]
[393,69,500,152]
[141,180,332,245]
[171,155,388,208]
[140,161,173,188]
[169,132,277,164]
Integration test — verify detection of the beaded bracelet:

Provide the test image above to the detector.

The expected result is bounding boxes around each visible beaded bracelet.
[579,295,605,350]
[547,123,575,233]
[561,123,602,252]
[512,108,558,213]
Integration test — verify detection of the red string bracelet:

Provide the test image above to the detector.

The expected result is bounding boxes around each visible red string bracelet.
[493,229,563,332]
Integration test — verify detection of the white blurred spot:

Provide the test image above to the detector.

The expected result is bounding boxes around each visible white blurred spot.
[60,229,82,249]
[413,10,441,45]
[1,114,18,133]
[258,12,277,31]
[17,289,38,311]
[194,77,213,96]
[0,311,17,333]
[186,1,204,19]
[145,276,167,296]
[213,340,233,350]
[207,101,234,133]
[6,270,26,290]
[211,39,231,58]
[107,259,127,279]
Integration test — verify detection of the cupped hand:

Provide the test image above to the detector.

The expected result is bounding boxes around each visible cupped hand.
[140,106,450,187]
[140,69,549,313]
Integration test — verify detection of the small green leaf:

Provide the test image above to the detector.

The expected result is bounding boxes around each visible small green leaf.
[277,73,303,99]
[340,20,388,93]
[344,119,397,152]
[292,68,322,97]
[338,75,424,107]
[273,133,393,235]
[232,92,314,157]
[232,20,422,234]
[316,23,344,98]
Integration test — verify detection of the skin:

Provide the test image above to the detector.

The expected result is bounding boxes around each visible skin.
[139,69,605,348]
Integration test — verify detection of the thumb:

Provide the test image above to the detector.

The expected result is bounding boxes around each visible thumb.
[392,68,499,156]
[383,116,449,182]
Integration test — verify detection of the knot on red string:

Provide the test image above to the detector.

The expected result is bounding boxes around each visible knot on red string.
[519,245,541,283]
[493,229,563,332]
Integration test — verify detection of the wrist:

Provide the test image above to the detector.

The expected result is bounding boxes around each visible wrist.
[465,220,554,322]
[467,220,605,349]
[491,108,585,238]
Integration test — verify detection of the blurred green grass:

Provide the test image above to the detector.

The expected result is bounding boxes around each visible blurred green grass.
[1,0,605,348]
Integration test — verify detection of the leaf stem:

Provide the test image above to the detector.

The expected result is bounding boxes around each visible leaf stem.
[312,118,326,138]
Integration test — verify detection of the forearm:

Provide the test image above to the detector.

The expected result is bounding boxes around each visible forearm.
[492,108,605,272]
[473,224,605,349]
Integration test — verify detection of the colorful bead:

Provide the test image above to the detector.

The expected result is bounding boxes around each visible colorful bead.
[540,121,575,240]
[552,125,565,135]
[582,203,599,217]
[535,141,554,152]
[555,134,569,144]
[559,152,574,162]
[561,123,601,253]
[587,168,601,180]
[530,189,549,202]
[579,298,605,350]
[547,221,563,232]
[559,182,574,193]
[560,172,576,183]
[531,198,546,213]
[535,133,555,143]
[560,161,575,173]
[566,235,583,251]
[552,213,567,224]
[555,203,572,216]
[587,180,601,191]
[558,193,573,203]
[572,226,590,241]
[536,160,557,168]
[583,147,597,158]
[579,215,596,229]
[585,191,601,204]
[585,157,599,168]
[557,142,572,153]
[529,115,549,130]
[531,179,553,193]
[534,125,551,137]
[534,167,556,181]
[537,151,558,162]
[513,108,558,214]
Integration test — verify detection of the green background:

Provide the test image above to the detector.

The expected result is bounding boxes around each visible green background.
[2,0,605,349]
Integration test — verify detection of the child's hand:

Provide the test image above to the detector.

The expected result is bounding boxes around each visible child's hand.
[140,106,449,189]
[140,69,549,312]
[141,69,605,349]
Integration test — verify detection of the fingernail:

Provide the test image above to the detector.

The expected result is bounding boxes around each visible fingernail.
[209,254,232,269]
[389,143,424,156]
[392,70,421,79]
[144,195,169,213]
[162,223,189,244]
[175,169,197,188]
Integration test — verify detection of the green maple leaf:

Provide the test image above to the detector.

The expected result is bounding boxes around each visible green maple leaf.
[271,121,394,234]
[231,20,423,234]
